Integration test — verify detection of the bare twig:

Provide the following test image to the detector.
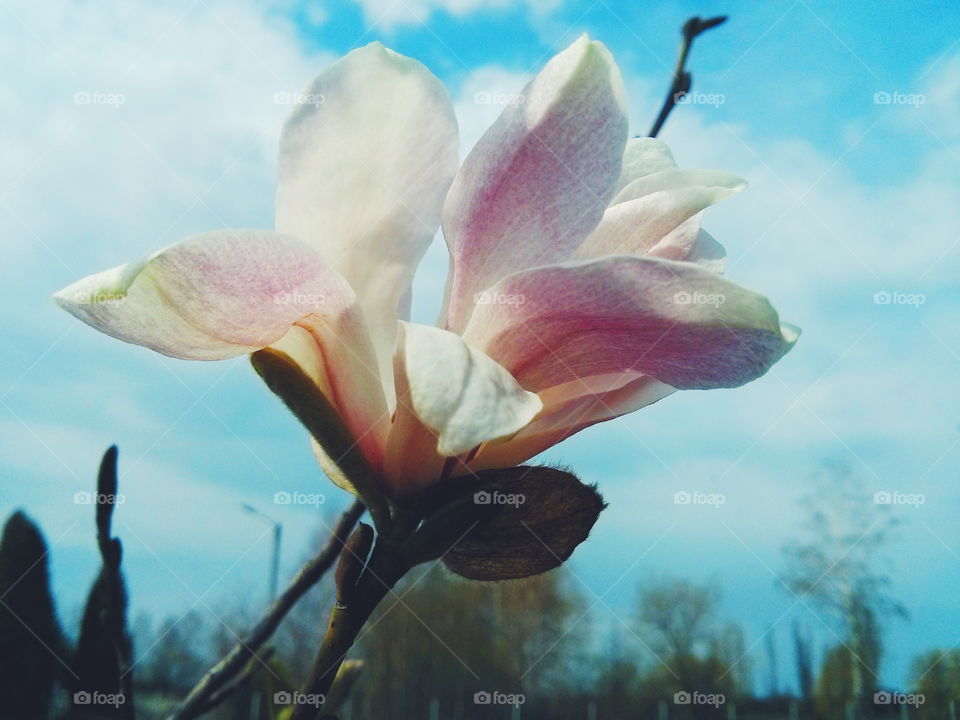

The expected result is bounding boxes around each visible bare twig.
[648,15,727,138]
[192,648,275,716]
[168,500,366,720]
[96,446,135,720]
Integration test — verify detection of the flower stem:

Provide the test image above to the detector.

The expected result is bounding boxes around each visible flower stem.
[290,604,371,719]
[291,524,415,720]
[648,15,727,138]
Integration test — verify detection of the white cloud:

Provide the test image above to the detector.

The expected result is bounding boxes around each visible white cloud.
[913,51,960,143]
[1,0,334,279]
[349,0,561,30]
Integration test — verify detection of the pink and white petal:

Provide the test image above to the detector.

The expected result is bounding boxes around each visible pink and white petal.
[269,324,335,399]
[530,372,676,445]
[393,322,542,458]
[292,308,391,475]
[612,137,677,196]
[441,35,629,332]
[611,168,746,206]
[54,230,352,360]
[470,373,675,470]
[645,214,701,261]
[533,371,675,426]
[270,322,389,477]
[574,174,744,261]
[267,325,386,491]
[276,42,459,397]
[461,255,799,393]
[381,341,449,497]
[685,231,727,274]
[270,325,374,495]
[647,220,728,274]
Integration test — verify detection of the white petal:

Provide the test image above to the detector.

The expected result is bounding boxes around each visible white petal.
[393,322,542,458]
[612,137,677,196]
[575,170,745,260]
[277,42,459,401]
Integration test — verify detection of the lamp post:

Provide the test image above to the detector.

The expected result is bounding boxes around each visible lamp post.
[241,503,282,602]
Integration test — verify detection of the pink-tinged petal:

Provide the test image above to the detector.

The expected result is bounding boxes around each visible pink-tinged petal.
[574,170,745,260]
[269,323,389,478]
[471,373,675,470]
[392,322,542,459]
[611,168,745,206]
[612,137,677,196]
[645,218,728,274]
[532,372,675,435]
[441,35,629,332]
[277,42,459,397]
[271,327,371,489]
[54,230,353,360]
[462,255,799,393]
[269,325,334,398]
[289,311,391,475]
[382,342,448,497]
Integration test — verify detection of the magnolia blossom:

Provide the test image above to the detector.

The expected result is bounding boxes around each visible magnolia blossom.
[54,37,798,498]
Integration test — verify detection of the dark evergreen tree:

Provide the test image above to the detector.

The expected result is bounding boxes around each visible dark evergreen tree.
[0,510,69,719]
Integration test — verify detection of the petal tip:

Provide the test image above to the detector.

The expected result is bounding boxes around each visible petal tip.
[716,173,748,196]
[358,40,387,55]
[554,33,622,90]
[569,33,592,49]
[52,267,133,310]
[781,322,801,346]
[51,285,72,305]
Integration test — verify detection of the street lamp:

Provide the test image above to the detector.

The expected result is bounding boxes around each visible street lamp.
[241,503,282,602]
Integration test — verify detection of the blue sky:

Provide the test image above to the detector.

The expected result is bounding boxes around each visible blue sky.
[2,0,959,693]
